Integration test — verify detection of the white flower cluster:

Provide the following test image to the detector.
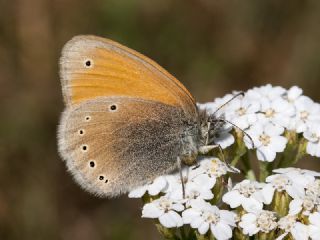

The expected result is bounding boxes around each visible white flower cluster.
[130,158,237,240]
[225,168,320,239]
[128,85,320,240]
[129,162,320,239]
[202,84,320,160]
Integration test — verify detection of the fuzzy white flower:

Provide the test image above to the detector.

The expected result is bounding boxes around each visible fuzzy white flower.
[265,171,308,200]
[142,196,184,228]
[258,97,295,127]
[182,199,236,240]
[293,96,320,133]
[128,176,167,198]
[289,194,319,216]
[309,212,320,240]
[239,210,277,236]
[304,123,320,157]
[276,215,309,240]
[195,158,231,178]
[286,86,303,103]
[245,123,287,162]
[166,172,216,204]
[306,179,320,197]
[222,180,269,212]
[224,97,260,129]
[273,168,320,178]
[246,84,286,101]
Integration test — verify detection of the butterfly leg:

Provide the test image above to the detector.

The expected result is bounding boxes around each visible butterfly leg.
[191,163,201,170]
[177,156,186,199]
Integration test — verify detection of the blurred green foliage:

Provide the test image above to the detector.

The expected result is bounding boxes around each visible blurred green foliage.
[1,0,320,239]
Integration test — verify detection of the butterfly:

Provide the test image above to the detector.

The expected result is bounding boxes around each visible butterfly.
[57,35,242,198]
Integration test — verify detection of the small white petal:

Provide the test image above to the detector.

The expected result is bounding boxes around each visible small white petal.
[261,184,275,204]
[222,191,242,208]
[291,222,309,240]
[219,210,236,227]
[309,212,320,226]
[182,209,200,224]
[242,197,263,212]
[198,222,210,235]
[257,146,276,162]
[211,222,233,240]
[172,203,185,212]
[128,186,147,198]
[142,203,163,218]
[148,177,167,195]
[289,199,303,215]
[159,211,183,228]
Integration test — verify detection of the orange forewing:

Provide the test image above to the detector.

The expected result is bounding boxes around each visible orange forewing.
[60,35,196,115]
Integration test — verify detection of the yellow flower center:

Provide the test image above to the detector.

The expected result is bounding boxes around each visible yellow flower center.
[259,134,271,146]
[265,108,276,118]
[300,110,309,121]
[237,107,247,116]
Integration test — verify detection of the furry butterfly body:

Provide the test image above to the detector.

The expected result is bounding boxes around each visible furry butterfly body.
[58,36,215,197]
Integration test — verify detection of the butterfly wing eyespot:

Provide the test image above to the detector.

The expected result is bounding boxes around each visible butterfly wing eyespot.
[80,144,88,152]
[60,35,197,119]
[84,58,93,68]
[58,97,186,197]
[89,161,95,168]
[109,104,117,112]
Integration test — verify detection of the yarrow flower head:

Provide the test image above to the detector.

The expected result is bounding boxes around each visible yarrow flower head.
[222,179,269,212]
[239,210,277,236]
[142,196,184,228]
[245,123,288,162]
[128,85,320,240]
[277,215,309,240]
[182,199,236,240]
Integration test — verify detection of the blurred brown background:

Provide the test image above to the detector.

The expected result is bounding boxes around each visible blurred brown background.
[1,0,320,239]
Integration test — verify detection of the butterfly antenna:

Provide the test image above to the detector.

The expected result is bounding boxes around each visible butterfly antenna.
[215,144,240,173]
[214,118,255,149]
[212,92,245,116]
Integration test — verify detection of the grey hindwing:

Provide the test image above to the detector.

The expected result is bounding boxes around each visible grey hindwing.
[58,96,192,196]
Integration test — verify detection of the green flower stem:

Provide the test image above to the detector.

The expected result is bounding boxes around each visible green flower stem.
[256,231,275,240]
[241,151,256,180]
[292,138,307,165]
[180,226,187,240]
[278,131,298,167]
[211,177,224,205]
[246,169,256,181]
[259,162,272,182]
[233,228,250,240]
[230,131,247,168]
[155,223,180,240]
[271,191,291,217]
[195,232,209,240]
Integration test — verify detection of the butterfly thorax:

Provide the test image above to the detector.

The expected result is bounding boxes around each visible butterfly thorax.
[179,108,225,166]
